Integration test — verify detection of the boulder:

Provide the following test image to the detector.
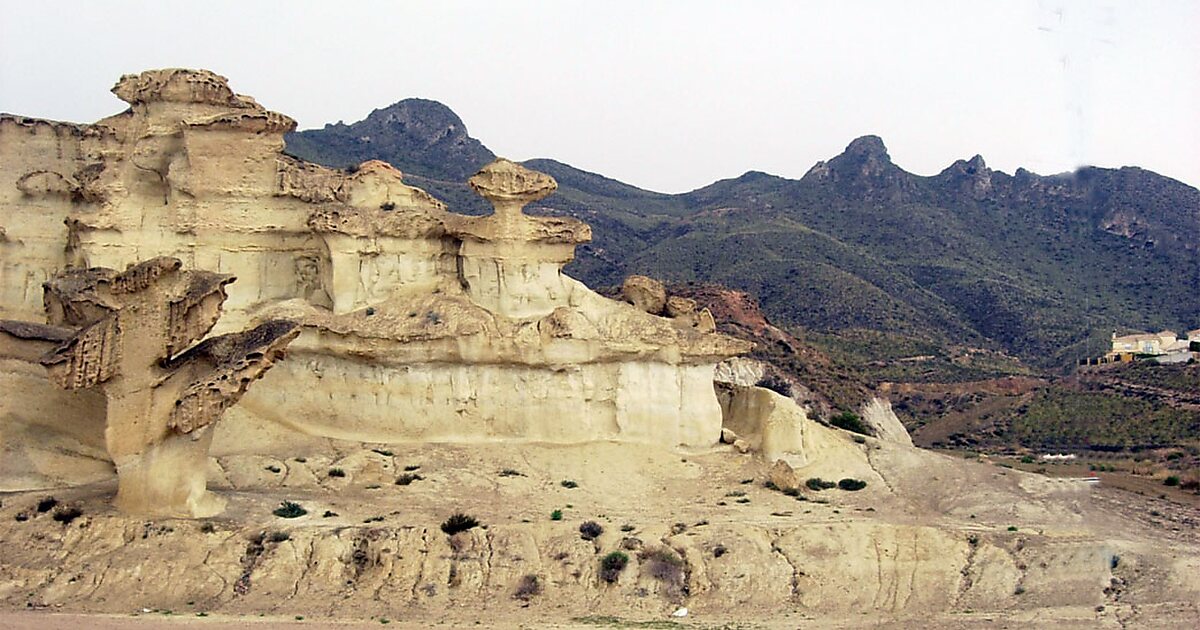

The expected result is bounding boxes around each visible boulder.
[622,275,666,314]
[768,459,801,491]
[665,295,697,317]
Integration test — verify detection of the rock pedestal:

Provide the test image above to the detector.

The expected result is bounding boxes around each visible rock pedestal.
[37,257,298,517]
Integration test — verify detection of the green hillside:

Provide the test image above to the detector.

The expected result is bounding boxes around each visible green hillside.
[285,103,1200,372]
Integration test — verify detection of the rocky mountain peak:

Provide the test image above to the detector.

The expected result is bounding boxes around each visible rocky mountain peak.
[936,154,995,199]
[287,98,494,183]
[365,99,469,143]
[802,135,917,201]
[843,135,890,161]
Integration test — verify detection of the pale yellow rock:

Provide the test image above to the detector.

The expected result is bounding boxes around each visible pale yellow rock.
[713,356,767,386]
[859,396,914,447]
[621,275,667,314]
[768,458,800,491]
[0,68,752,456]
[664,295,697,317]
[27,257,300,517]
[718,385,808,465]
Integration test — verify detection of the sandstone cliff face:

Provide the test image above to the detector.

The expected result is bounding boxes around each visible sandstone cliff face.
[4,256,300,516]
[0,69,750,454]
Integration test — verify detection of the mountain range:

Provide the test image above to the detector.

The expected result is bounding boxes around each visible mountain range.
[285,99,1200,374]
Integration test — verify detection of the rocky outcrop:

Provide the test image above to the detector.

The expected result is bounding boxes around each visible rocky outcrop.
[717,385,809,465]
[858,397,914,447]
[0,68,751,459]
[622,275,667,314]
[25,257,300,516]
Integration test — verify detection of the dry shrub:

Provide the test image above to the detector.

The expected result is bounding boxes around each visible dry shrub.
[513,574,542,601]
[640,546,686,598]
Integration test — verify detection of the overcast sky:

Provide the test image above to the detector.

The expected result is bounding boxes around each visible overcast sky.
[1,1,1196,193]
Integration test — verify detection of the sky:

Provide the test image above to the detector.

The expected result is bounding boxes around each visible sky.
[1,1,1197,193]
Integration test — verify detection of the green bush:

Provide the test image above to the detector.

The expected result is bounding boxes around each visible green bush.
[599,551,629,583]
[829,411,872,436]
[550,509,563,521]
[273,501,307,518]
[1164,475,1181,487]
[560,480,579,489]
[806,478,836,491]
[441,513,480,535]
[837,478,867,491]
[328,468,346,478]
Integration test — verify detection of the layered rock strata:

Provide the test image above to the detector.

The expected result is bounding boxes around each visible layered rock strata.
[0,69,750,452]
[3,257,300,516]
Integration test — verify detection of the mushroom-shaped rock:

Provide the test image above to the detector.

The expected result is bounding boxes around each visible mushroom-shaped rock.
[447,159,593,319]
[38,257,299,517]
[468,157,557,220]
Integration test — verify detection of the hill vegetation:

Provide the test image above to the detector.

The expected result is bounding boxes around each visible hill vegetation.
[285,100,1199,374]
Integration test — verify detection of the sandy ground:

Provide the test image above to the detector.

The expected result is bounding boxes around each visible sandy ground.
[2,429,1197,628]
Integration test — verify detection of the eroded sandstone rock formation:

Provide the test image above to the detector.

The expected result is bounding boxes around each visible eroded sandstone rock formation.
[5,257,299,516]
[0,68,750,452]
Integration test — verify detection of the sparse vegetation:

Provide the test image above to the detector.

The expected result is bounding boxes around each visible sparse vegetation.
[640,546,686,595]
[513,574,542,601]
[599,551,629,583]
[829,411,872,436]
[328,468,346,478]
[265,465,281,473]
[273,501,307,518]
[579,520,604,541]
[499,469,525,477]
[403,465,421,472]
[268,531,290,543]
[1163,475,1180,487]
[52,505,83,524]
[550,509,563,521]
[838,478,867,491]
[35,496,58,513]
[806,478,836,491]
[372,448,393,457]
[755,372,791,396]
[395,473,424,485]
[441,512,480,535]
[560,480,579,488]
